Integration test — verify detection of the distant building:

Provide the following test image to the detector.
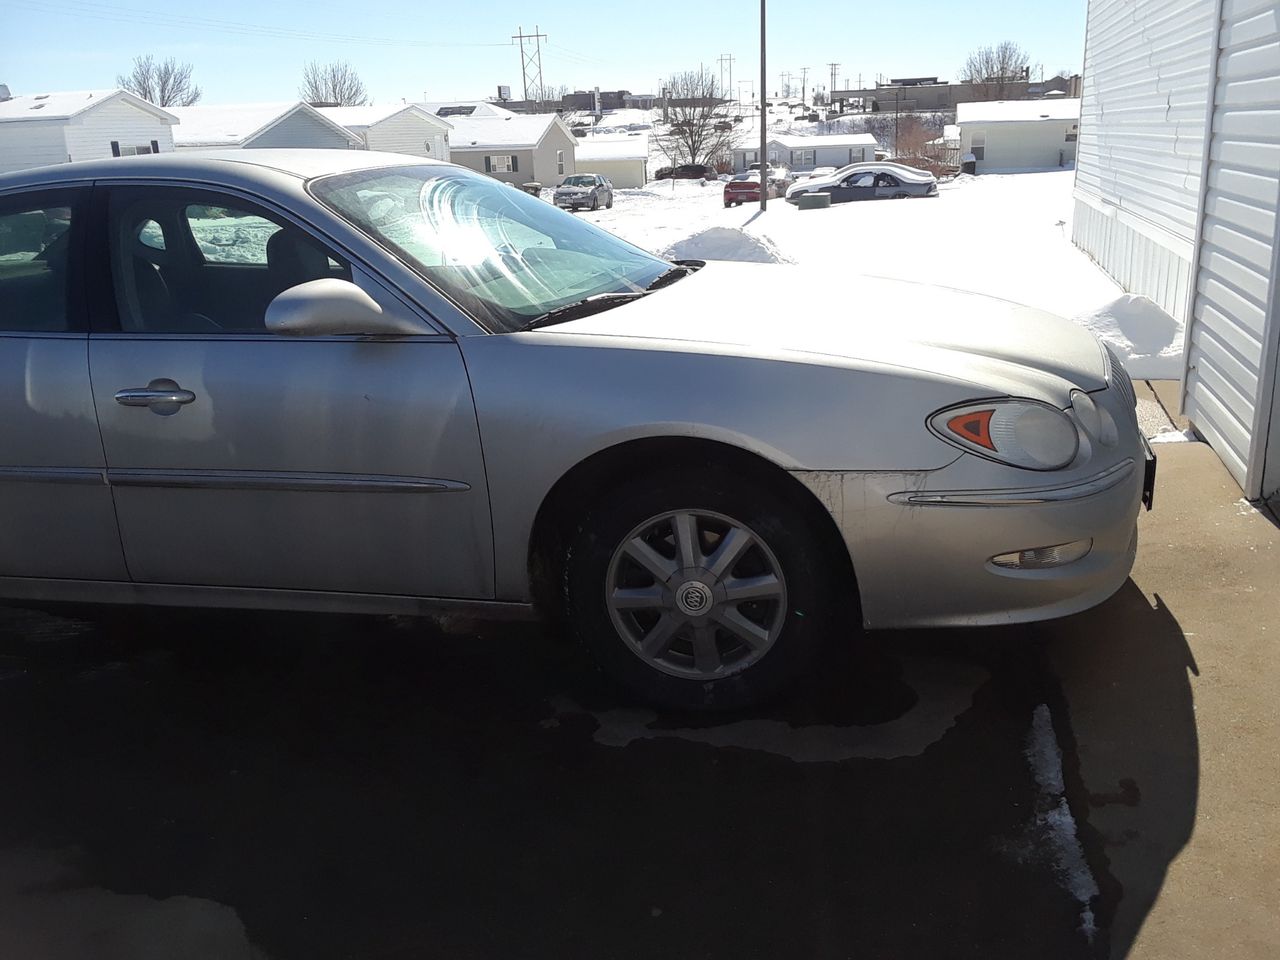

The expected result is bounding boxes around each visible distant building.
[0,88,178,174]
[732,133,879,172]
[447,114,578,186]
[317,104,451,160]
[575,135,648,188]
[169,102,362,150]
[1074,0,1280,501]
[955,98,1080,172]
[832,74,1081,114]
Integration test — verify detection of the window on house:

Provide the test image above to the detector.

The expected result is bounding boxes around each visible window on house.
[1065,125,1078,143]
[792,149,815,165]
[111,143,154,157]
[486,155,516,173]
[971,133,985,161]
[557,150,565,175]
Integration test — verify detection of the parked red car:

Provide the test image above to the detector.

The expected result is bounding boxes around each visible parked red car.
[723,172,781,207]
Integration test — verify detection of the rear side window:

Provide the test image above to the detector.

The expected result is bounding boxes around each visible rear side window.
[184,204,281,265]
[0,193,79,333]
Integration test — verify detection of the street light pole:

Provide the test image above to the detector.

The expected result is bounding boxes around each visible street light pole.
[759,0,767,211]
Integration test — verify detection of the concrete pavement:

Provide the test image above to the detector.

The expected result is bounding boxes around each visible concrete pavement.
[1038,440,1279,959]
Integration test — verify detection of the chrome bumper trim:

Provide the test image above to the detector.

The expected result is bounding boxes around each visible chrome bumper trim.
[887,459,1136,506]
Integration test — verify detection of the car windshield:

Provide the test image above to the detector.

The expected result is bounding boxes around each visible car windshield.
[561,175,595,187]
[310,165,668,333]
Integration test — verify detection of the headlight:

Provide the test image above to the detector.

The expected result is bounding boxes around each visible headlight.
[928,399,1080,470]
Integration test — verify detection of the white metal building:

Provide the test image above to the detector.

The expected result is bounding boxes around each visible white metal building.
[0,88,178,174]
[574,135,648,187]
[732,133,879,173]
[956,98,1080,172]
[1073,0,1280,501]
[169,102,362,151]
[317,104,451,160]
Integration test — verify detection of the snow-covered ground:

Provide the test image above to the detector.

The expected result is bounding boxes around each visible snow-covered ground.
[565,170,1185,380]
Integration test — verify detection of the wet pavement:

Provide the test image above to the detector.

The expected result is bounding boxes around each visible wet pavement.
[0,603,1122,959]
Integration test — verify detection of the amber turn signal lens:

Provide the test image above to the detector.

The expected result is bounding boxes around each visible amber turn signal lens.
[946,409,996,450]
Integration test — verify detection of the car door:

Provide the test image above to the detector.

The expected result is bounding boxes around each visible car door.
[86,182,494,600]
[0,186,128,582]
[874,173,903,199]
[829,172,876,203]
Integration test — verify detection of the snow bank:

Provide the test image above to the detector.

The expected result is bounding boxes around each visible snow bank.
[1073,294,1184,379]
[662,227,786,264]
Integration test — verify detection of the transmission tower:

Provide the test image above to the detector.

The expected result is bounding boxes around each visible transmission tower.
[717,53,735,99]
[511,25,547,102]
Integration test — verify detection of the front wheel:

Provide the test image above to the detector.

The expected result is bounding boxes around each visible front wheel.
[564,468,842,710]
[590,195,600,211]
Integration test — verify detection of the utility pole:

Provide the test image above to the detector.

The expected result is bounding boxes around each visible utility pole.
[799,66,809,105]
[827,62,839,98]
[759,0,767,211]
[511,25,547,103]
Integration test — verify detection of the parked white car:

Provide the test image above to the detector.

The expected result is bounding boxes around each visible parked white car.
[786,162,938,203]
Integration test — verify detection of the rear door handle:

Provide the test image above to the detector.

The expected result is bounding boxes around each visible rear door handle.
[114,378,196,412]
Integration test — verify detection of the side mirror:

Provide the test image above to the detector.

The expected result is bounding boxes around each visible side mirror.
[265,278,426,337]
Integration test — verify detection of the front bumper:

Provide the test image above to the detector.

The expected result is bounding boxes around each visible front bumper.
[795,452,1144,630]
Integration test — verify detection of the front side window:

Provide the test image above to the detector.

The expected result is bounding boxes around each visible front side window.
[311,165,670,333]
[107,187,350,334]
[848,173,875,187]
[0,193,78,333]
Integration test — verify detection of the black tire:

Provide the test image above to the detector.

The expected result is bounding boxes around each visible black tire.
[893,193,909,199]
[606,199,613,209]
[564,467,842,711]
[590,195,600,211]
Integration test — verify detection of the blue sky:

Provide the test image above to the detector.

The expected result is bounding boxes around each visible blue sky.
[1,0,1087,104]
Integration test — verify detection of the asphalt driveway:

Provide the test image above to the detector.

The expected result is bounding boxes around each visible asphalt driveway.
[0,596,1168,960]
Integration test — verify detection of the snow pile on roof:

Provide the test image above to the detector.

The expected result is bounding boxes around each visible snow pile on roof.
[0,89,173,123]
[169,102,302,146]
[1073,294,1183,379]
[447,114,563,150]
[316,103,450,130]
[766,132,879,149]
[419,100,516,119]
[577,135,649,161]
[957,98,1081,124]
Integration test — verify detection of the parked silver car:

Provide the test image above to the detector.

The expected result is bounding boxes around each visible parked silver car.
[554,173,613,211]
[786,161,938,203]
[0,151,1153,710]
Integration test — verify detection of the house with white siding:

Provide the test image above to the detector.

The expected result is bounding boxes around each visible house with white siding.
[317,104,451,160]
[0,87,178,175]
[169,102,361,151]
[732,133,879,173]
[447,114,577,186]
[1073,0,1280,502]
[956,98,1080,172]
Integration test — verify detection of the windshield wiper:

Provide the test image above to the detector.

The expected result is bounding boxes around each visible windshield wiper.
[645,259,703,292]
[518,292,648,331]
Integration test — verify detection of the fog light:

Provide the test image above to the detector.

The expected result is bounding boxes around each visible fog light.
[991,539,1092,569]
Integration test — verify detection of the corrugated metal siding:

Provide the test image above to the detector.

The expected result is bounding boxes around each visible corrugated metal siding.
[0,121,68,174]
[1184,0,1280,496]
[1072,0,1218,318]
[246,110,351,149]
[63,97,174,162]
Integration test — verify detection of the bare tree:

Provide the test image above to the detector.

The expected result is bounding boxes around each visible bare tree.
[117,55,202,107]
[959,42,1033,99]
[299,60,369,106]
[655,69,734,168]
[532,82,570,109]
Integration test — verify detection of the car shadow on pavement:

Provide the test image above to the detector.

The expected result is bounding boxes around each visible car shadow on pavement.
[1033,580,1200,960]
[0,588,1197,960]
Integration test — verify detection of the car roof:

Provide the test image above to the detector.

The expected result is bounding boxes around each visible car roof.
[0,148,450,193]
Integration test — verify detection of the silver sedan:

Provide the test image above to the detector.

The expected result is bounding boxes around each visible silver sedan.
[0,151,1152,710]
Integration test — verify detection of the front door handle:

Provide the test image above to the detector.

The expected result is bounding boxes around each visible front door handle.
[114,378,196,414]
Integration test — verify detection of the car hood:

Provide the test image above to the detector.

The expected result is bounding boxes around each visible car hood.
[549,263,1107,401]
